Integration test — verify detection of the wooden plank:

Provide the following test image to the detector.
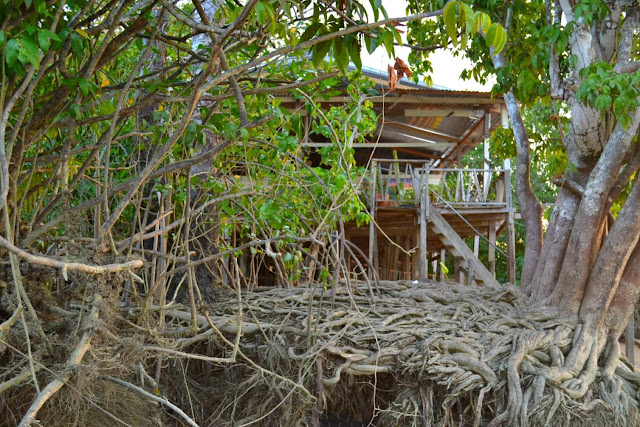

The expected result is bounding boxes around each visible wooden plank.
[418,166,428,281]
[383,120,459,142]
[405,109,485,118]
[427,208,500,287]
[301,142,455,148]
[276,95,503,105]
[506,211,516,283]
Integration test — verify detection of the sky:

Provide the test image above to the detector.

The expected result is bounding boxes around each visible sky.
[361,0,495,91]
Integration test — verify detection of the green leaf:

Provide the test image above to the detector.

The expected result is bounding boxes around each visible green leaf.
[349,41,362,70]
[34,0,46,14]
[478,13,491,33]
[240,127,249,142]
[20,36,41,68]
[382,29,394,56]
[494,26,507,54]
[333,37,349,74]
[70,33,84,57]
[439,262,449,275]
[283,252,293,262]
[458,2,466,34]
[443,0,458,43]
[5,39,19,69]
[365,35,378,54]
[299,22,321,44]
[70,104,81,119]
[368,0,380,21]
[38,30,51,51]
[485,23,499,47]
[78,78,91,96]
[0,31,4,48]
[485,22,507,53]
[311,39,331,68]
[254,1,267,25]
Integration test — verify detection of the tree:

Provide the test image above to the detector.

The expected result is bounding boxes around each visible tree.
[2,0,640,425]
[407,0,640,413]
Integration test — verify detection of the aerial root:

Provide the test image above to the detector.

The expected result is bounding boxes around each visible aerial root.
[3,280,639,426]
[179,280,640,426]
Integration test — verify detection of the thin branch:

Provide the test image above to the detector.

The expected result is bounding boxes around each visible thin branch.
[102,376,200,427]
[0,235,142,277]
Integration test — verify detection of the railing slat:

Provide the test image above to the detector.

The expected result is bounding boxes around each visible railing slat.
[369,161,509,208]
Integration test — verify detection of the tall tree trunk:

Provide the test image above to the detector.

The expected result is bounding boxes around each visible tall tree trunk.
[605,243,640,337]
[578,179,640,328]
[553,111,640,315]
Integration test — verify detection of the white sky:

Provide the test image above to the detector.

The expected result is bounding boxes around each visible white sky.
[361,1,495,91]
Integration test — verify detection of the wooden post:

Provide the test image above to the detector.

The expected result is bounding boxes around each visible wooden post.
[488,221,496,277]
[418,164,428,281]
[369,161,377,281]
[454,258,464,284]
[625,317,635,364]
[473,235,480,257]
[505,159,517,283]
[483,113,492,200]
[440,249,446,282]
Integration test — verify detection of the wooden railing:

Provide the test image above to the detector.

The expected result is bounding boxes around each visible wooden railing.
[368,159,511,209]
[369,159,429,205]
[429,168,510,208]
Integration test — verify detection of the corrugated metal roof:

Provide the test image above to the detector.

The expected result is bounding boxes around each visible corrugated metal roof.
[392,88,501,97]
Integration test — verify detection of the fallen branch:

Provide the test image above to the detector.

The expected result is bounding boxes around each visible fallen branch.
[18,294,102,427]
[0,235,142,279]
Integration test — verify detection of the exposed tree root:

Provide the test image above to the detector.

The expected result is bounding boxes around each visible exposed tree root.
[165,280,640,426]
[1,279,639,426]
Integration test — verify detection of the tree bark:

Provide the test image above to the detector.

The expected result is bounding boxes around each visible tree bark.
[605,243,640,338]
[578,179,640,328]
[552,109,640,315]
[501,90,544,287]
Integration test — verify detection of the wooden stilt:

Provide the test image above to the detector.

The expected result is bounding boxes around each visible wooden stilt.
[505,160,517,284]
[418,165,428,281]
[473,235,480,257]
[506,212,516,283]
[488,221,496,277]
[454,258,463,284]
[440,249,446,282]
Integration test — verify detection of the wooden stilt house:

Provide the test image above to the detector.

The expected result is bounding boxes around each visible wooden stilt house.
[279,68,516,286]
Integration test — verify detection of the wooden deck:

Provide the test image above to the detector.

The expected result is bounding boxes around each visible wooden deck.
[345,160,516,284]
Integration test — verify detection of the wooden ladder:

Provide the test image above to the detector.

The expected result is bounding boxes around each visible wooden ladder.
[427,208,500,287]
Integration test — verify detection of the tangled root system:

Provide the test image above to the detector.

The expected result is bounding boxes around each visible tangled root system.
[2,279,640,426]
[185,280,640,426]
